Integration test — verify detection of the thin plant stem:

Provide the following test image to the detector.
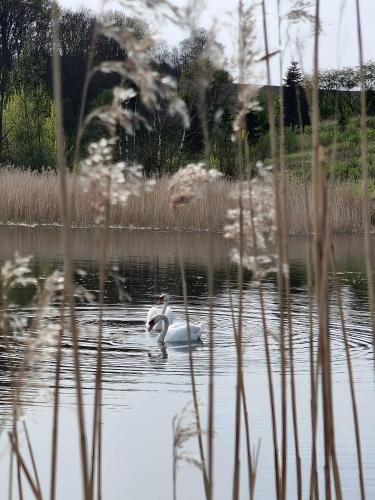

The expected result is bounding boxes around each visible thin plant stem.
[177,234,209,498]
[90,210,109,500]
[261,2,288,497]
[227,281,256,500]
[16,429,23,500]
[304,189,319,500]
[312,4,343,499]
[8,433,41,500]
[247,179,280,500]
[330,244,366,500]
[310,4,334,499]
[295,56,319,500]
[50,301,64,500]
[1,293,24,500]
[173,417,177,500]
[277,3,302,496]
[51,3,90,497]
[23,422,42,498]
[232,97,247,499]
[312,130,343,500]
[232,183,244,500]
[355,0,375,372]
[277,0,286,177]
[8,444,13,500]
[196,50,214,500]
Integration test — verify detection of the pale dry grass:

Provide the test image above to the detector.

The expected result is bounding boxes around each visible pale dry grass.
[285,181,371,234]
[0,167,371,234]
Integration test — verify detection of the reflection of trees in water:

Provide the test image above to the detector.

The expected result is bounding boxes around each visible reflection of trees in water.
[86,260,233,303]
[10,245,374,311]
[288,262,370,311]
[28,258,230,303]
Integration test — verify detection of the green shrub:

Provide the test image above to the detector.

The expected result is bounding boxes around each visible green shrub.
[4,86,56,169]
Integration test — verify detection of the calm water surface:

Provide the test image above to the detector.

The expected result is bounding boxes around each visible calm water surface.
[0,227,374,499]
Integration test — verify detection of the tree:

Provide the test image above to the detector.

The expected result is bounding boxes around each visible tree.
[364,62,375,115]
[4,86,56,168]
[0,0,51,161]
[59,9,148,153]
[283,61,310,130]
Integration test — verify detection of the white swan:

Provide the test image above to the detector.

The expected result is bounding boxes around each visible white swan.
[146,314,203,344]
[146,293,174,332]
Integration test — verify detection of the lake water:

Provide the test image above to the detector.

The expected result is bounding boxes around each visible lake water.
[0,226,374,499]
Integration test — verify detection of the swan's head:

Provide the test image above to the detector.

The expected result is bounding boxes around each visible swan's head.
[146,313,169,333]
[158,293,170,305]
[146,317,157,332]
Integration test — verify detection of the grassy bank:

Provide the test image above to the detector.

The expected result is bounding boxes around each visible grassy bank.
[248,116,375,181]
[0,167,371,234]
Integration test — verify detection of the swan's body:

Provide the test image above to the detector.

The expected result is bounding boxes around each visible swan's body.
[146,314,203,344]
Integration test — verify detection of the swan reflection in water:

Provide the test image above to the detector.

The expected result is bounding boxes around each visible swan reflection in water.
[147,339,204,365]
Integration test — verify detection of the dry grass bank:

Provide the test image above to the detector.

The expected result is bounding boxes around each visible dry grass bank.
[285,182,369,234]
[0,167,371,234]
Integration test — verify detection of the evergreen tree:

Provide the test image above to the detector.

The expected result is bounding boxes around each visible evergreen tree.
[283,61,310,130]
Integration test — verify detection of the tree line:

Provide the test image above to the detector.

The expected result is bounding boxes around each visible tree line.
[0,1,374,175]
[0,1,236,173]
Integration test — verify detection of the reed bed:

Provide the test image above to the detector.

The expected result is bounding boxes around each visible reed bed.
[0,167,372,234]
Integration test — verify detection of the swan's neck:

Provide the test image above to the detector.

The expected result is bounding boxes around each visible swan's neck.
[156,315,169,343]
[161,299,169,315]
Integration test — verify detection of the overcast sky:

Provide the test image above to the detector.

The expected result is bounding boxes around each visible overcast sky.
[58,0,375,84]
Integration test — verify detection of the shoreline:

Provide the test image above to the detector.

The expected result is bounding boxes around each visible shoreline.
[0,221,372,236]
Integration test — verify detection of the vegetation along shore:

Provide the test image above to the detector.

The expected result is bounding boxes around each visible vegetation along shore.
[0,167,370,234]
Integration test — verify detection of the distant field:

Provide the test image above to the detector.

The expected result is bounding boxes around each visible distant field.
[0,167,371,235]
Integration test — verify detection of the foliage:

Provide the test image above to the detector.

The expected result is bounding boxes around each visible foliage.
[283,61,310,130]
[0,0,51,159]
[3,86,56,168]
[2,3,375,179]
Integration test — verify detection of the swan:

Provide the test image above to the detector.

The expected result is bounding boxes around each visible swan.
[146,293,174,332]
[146,314,203,344]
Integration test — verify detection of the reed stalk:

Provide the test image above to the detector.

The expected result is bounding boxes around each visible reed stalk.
[8,432,40,499]
[205,196,215,499]
[8,445,13,500]
[312,6,343,494]
[304,189,319,500]
[51,3,89,497]
[277,3,302,497]
[355,0,375,372]
[15,429,23,499]
[177,238,209,498]
[1,282,25,500]
[227,282,256,499]
[310,5,333,499]
[246,179,280,500]
[261,1,290,497]
[23,422,42,498]
[89,195,111,500]
[49,302,64,500]
[232,179,244,500]
[196,48,215,500]
[330,244,366,500]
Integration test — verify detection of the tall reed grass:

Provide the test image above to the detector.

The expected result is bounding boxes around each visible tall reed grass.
[0,167,372,234]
